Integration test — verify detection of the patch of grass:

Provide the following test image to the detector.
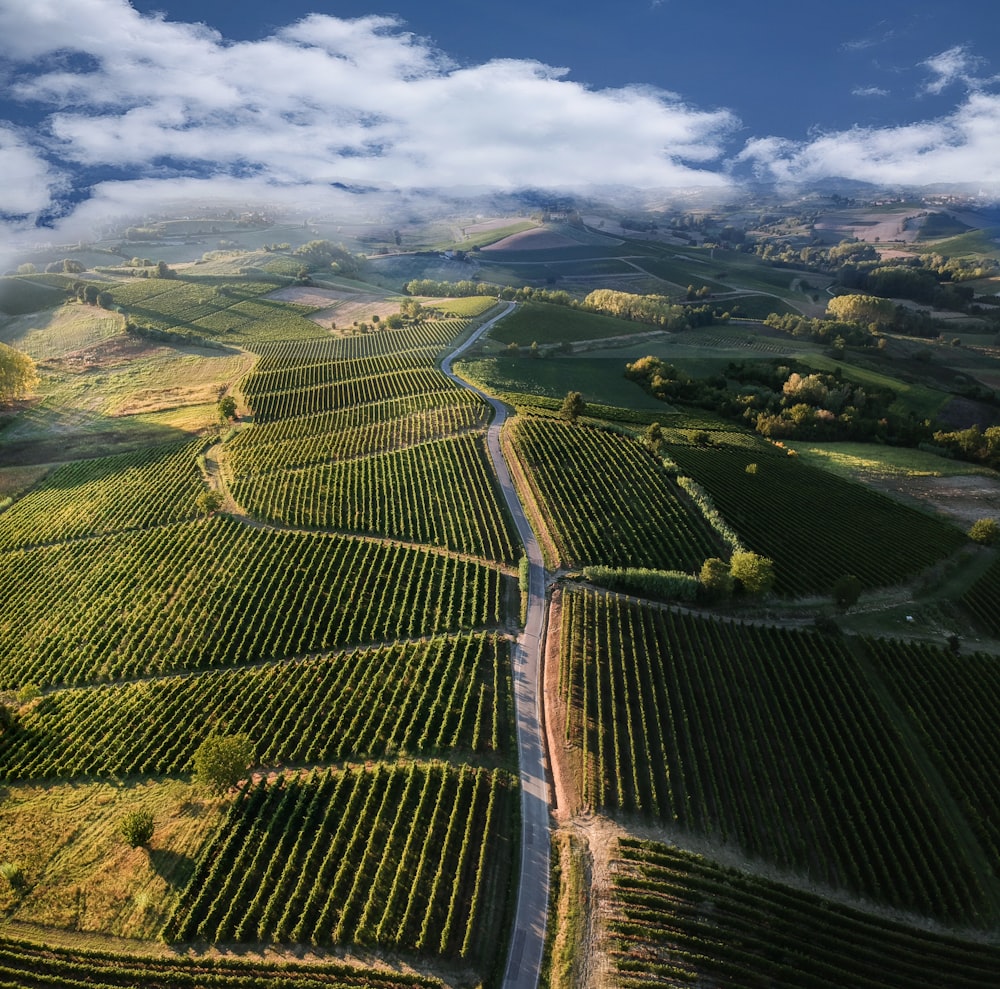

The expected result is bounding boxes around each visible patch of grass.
[436,220,540,251]
[0,464,51,499]
[0,304,124,360]
[0,779,226,939]
[456,354,670,411]
[430,295,498,317]
[488,301,648,346]
[543,831,588,989]
[783,441,991,481]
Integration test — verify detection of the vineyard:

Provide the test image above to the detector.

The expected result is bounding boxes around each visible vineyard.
[0,936,446,988]
[107,276,324,343]
[557,587,996,925]
[0,516,509,689]
[664,441,966,594]
[961,553,1000,635]
[506,417,721,570]
[608,838,1000,989]
[863,636,1000,869]
[226,390,489,476]
[0,634,511,780]
[0,440,206,550]
[232,434,517,562]
[162,764,517,969]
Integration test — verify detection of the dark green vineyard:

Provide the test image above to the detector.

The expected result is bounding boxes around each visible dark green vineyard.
[609,838,1000,989]
[558,587,997,925]
[665,440,965,594]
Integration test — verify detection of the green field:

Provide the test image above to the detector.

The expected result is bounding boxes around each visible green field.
[456,354,671,411]
[487,301,651,346]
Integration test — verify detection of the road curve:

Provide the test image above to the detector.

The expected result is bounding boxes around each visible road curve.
[441,304,550,989]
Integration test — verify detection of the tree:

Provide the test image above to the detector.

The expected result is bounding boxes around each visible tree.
[218,395,237,420]
[0,342,38,407]
[192,733,254,794]
[560,391,585,423]
[969,517,998,545]
[832,574,863,610]
[729,551,775,595]
[699,557,733,600]
[643,422,664,453]
[825,294,895,329]
[96,291,114,309]
[196,490,223,515]
[119,809,155,848]
[156,261,175,279]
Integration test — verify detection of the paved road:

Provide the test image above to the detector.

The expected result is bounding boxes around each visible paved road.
[441,304,550,989]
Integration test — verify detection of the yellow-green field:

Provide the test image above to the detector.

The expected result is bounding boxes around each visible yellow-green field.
[0,778,227,940]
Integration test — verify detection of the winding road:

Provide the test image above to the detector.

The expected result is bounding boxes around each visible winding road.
[441,304,550,989]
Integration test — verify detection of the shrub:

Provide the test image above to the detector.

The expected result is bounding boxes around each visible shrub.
[968,517,998,545]
[119,809,155,848]
[832,574,863,610]
[0,862,25,891]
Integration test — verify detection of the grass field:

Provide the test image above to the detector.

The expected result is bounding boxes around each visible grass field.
[0,303,125,360]
[487,301,649,346]
[784,441,993,480]
[0,779,226,940]
[455,354,670,411]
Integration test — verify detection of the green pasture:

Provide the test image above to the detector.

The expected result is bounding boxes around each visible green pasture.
[455,354,669,412]
[488,301,648,346]
[783,440,992,481]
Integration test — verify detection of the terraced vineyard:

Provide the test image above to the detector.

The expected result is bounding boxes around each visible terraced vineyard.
[665,441,966,594]
[163,764,517,965]
[227,391,489,476]
[506,417,721,569]
[558,587,995,925]
[233,434,517,561]
[0,634,511,779]
[0,440,206,550]
[608,839,1000,989]
[109,276,324,342]
[0,287,522,987]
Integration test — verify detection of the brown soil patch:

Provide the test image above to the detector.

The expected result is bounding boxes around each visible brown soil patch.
[869,472,1000,527]
[43,335,166,374]
[266,286,400,328]
[481,228,582,252]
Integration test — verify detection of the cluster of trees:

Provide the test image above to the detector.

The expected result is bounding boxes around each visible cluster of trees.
[931,424,1000,470]
[293,240,366,278]
[700,552,775,599]
[763,311,879,349]
[626,355,912,444]
[73,283,114,308]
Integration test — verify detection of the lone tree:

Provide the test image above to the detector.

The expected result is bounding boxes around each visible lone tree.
[192,733,254,794]
[0,342,37,407]
[196,490,223,515]
[218,395,237,420]
[119,809,155,848]
[832,574,863,611]
[560,390,586,424]
[729,551,775,596]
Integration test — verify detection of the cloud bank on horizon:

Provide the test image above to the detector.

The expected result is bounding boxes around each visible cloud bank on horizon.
[1,0,999,247]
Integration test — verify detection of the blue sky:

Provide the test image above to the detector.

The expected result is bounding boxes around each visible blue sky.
[1,0,999,249]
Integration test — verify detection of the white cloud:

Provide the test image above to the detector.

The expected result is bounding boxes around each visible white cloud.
[0,0,737,240]
[852,86,889,98]
[920,45,982,95]
[739,91,1000,189]
[0,124,63,216]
